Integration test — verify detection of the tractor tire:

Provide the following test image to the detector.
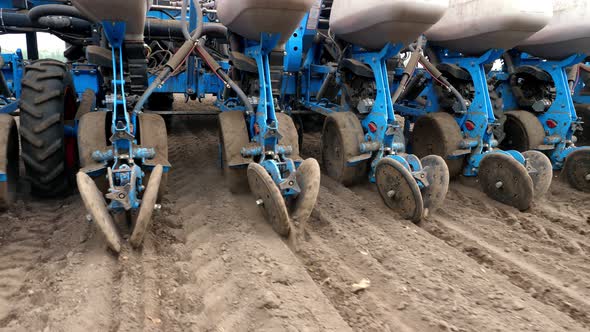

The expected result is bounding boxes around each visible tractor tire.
[19,59,78,197]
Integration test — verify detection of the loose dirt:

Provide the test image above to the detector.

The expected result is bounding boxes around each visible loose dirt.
[0,99,588,332]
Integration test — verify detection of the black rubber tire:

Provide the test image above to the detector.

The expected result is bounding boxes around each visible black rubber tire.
[500,111,545,152]
[575,104,590,146]
[19,59,77,197]
[411,112,465,178]
[321,112,368,186]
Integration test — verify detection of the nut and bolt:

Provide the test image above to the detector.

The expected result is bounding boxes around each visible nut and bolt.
[495,181,503,189]
[256,199,264,206]
[387,190,396,198]
[154,204,162,211]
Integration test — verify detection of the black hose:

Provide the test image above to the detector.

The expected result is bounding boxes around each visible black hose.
[392,36,424,104]
[134,0,205,113]
[0,11,91,34]
[144,20,227,40]
[419,53,468,113]
[27,4,95,24]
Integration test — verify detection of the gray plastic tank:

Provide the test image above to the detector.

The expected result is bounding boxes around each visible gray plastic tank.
[330,0,449,50]
[217,0,315,43]
[425,0,552,55]
[518,0,590,60]
[71,0,152,42]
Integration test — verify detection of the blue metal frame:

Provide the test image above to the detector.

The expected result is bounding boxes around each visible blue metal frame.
[0,50,24,114]
[494,52,587,169]
[234,33,302,198]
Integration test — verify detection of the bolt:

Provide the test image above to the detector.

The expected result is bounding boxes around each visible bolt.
[86,214,93,222]
[387,190,396,198]
[289,181,294,186]
[495,181,503,189]
[118,193,126,199]
[256,199,264,206]
[154,204,162,211]
[586,174,590,181]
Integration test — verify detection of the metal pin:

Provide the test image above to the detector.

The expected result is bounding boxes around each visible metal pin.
[495,181,503,189]
[256,199,264,206]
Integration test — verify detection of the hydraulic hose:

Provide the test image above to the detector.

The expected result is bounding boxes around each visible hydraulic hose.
[27,4,94,24]
[134,0,205,114]
[391,36,425,104]
[419,53,468,114]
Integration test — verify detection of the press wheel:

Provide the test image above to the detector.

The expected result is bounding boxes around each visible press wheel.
[375,157,424,222]
[412,112,465,177]
[130,164,163,248]
[321,112,367,186]
[77,172,122,253]
[563,147,590,193]
[522,150,552,197]
[478,153,534,211]
[248,163,291,236]
[420,155,450,212]
[289,158,321,226]
[500,111,545,151]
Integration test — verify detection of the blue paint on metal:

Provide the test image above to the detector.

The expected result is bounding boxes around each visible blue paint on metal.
[71,64,100,96]
[0,173,6,182]
[495,52,586,169]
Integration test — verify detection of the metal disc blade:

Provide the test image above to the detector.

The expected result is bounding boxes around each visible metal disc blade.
[478,153,534,211]
[375,157,424,222]
[290,158,321,226]
[563,147,590,193]
[420,155,450,212]
[523,150,552,197]
[77,172,122,253]
[247,163,291,236]
[130,164,163,248]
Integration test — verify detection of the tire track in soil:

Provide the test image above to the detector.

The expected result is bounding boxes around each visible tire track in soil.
[299,132,588,332]
[418,182,590,329]
[147,111,351,331]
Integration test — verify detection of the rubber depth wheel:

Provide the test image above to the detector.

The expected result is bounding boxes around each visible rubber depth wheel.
[276,112,301,160]
[375,157,424,222]
[289,158,321,226]
[321,112,367,186]
[563,147,590,193]
[420,155,450,212]
[219,111,250,193]
[0,115,19,210]
[138,113,169,202]
[77,172,122,253]
[574,105,590,146]
[500,111,545,151]
[523,150,552,197]
[248,163,291,236]
[411,112,465,178]
[478,153,534,211]
[130,164,163,248]
[19,59,77,197]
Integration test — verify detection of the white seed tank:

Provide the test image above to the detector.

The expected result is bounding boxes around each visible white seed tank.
[216,0,315,43]
[70,0,152,42]
[329,0,449,50]
[518,0,590,59]
[425,0,553,55]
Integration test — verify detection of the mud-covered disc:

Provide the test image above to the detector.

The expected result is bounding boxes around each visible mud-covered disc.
[522,150,552,197]
[77,172,122,253]
[290,158,321,226]
[563,147,590,193]
[478,153,534,211]
[420,155,450,212]
[375,157,424,222]
[130,164,163,248]
[248,163,291,236]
